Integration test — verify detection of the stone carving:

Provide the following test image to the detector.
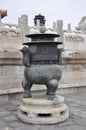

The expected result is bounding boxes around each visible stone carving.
[61,50,73,59]
[75,16,86,34]
[65,34,85,42]
[0,27,21,35]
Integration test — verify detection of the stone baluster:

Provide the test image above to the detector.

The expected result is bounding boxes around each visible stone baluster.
[53,22,57,32]
[67,23,72,33]
[19,15,29,42]
[57,20,63,43]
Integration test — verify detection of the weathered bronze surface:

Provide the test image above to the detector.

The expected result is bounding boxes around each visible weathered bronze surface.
[20,15,63,100]
[23,34,62,64]
[20,32,62,100]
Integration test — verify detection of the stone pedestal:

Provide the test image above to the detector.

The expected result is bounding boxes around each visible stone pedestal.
[18,95,69,124]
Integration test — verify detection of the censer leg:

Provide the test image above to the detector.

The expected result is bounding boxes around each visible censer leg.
[22,78,32,98]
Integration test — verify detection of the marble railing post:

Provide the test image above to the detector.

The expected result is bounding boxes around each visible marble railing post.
[57,20,63,43]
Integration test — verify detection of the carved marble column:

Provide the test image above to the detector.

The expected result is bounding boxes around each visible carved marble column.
[57,20,63,43]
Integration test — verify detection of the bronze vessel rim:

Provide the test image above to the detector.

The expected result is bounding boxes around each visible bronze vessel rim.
[25,33,60,38]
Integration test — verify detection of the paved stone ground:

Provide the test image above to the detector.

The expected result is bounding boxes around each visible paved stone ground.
[0,91,86,130]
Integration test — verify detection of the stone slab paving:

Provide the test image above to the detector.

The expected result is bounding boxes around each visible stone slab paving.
[0,92,86,130]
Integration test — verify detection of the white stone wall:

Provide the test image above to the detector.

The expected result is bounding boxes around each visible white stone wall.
[59,32,86,89]
[64,33,86,51]
[0,28,22,51]
[0,15,86,100]
[0,51,24,93]
[0,14,29,98]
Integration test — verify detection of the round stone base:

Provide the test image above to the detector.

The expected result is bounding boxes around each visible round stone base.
[18,95,69,124]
